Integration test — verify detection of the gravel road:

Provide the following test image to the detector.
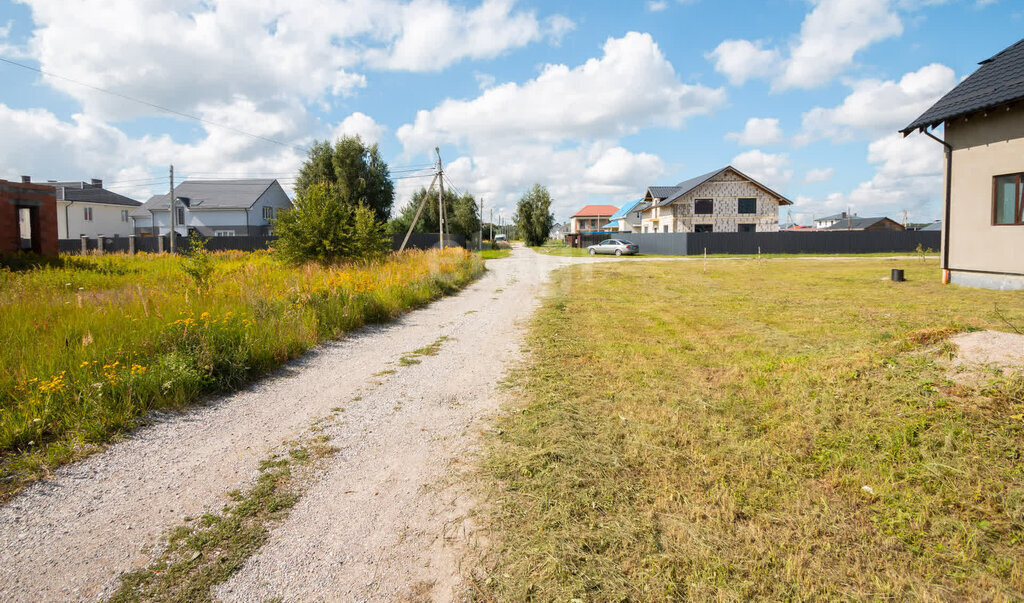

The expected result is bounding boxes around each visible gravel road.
[0,246,596,601]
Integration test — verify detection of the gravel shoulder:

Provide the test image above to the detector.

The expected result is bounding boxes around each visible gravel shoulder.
[0,246,585,601]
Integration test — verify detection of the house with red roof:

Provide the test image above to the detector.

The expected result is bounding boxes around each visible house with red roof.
[569,204,619,234]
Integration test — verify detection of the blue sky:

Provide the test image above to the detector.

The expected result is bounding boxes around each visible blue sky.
[1,0,1021,224]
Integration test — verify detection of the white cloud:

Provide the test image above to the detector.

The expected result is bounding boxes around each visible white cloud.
[0,102,304,200]
[646,1,669,11]
[365,0,571,71]
[777,0,903,90]
[706,40,782,86]
[709,0,903,90]
[725,117,784,146]
[814,132,943,221]
[18,0,569,119]
[543,14,576,45]
[397,32,726,152]
[332,112,385,144]
[394,32,723,218]
[803,167,834,183]
[731,150,794,192]
[798,63,955,143]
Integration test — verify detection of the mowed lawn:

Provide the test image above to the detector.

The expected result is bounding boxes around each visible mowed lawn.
[481,258,1024,600]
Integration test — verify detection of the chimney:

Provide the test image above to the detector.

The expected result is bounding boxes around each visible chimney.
[20,175,30,183]
[91,178,102,188]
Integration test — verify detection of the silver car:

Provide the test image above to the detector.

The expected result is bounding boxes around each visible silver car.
[587,239,639,256]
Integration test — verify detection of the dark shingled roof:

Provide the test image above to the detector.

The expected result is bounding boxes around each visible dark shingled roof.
[646,186,679,200]
[131,179,277,217]
[902,38,1024,134]
[824,216,901,230]
[53,181,141,207]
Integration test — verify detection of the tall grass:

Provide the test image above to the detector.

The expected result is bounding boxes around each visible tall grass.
[0,249,483,498]
[480,258,1024,599]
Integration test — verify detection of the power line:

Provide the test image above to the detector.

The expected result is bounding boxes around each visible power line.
[0,55,309,153]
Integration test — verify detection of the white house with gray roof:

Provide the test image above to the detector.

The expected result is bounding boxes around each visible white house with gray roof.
[45,179,142,239]
[638,166,792,233]
[130,179,292,237]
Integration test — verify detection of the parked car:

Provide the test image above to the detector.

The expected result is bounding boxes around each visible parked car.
[587,239,638,256]
[494,234,507,242]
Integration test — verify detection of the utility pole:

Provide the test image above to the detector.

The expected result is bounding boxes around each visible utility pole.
[436,147,445,249]
[398,173,439,252]
[489,208,493,241]
[169,164,175,254]
[478,197,484,251]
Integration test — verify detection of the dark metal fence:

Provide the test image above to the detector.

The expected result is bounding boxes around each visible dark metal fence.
[575,231,941,255]
[58,233,467,255]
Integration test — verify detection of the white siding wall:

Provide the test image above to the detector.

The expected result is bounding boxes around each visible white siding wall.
[247,182,292,231]
[57,201,136,238]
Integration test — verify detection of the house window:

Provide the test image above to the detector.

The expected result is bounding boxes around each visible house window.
[662,225,669,233]
[994,173,1024,225]
[694,199,713,215]
[738,223,756,233]
[694,224,713,233]
[121,210,129,222]
[213,230,235,237]
[263,206,275,220]
[176,207,185,224]
[738,198,757,214]
[83,207,93,222]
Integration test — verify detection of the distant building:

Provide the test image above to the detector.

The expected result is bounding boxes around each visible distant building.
[569,205,619,234]
[131,179,292,237]
[601,199,643,233]
[823,216,905,232]
[50,179,141,239]
[902,38,1024,289]
[1,177,58,255]
[637,166,791,233]
[815,212,850,229]
[549,222,567,239]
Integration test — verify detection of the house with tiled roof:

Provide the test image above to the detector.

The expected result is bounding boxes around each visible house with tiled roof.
[902,38,1024,289]
[568,204,619,234]
[638,166,792,233]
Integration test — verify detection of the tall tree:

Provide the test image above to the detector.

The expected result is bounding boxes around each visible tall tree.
[387,188,480,239]
[515,184,555,246]
[274,182,389,264]
[295,136,395,223]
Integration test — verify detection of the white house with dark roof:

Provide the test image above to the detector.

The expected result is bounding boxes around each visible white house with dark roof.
[902,38,1024,289]
[130,179,292,237]
[638,166,792,233]
[45,179,142,239]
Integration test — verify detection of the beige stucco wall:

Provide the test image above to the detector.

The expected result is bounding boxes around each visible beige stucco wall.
[945,110,1024,276]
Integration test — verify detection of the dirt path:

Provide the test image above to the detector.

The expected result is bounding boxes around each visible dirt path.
[0,246,594,601]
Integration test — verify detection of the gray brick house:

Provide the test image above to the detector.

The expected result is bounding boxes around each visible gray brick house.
[638,166,792,233]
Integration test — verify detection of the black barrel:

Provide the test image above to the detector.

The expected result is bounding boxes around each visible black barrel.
[891,268,905,282]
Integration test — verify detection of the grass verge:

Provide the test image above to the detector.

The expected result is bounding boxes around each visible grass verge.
[0,249,483,501]
[109,433,336,601]
[478,249,512,260]
[478,258,1024,599]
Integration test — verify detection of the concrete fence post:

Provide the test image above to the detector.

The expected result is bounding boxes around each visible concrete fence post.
[157,235,165,253]
[80,234,88,255]
[97,235,105,254]
[128,235,136,255]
